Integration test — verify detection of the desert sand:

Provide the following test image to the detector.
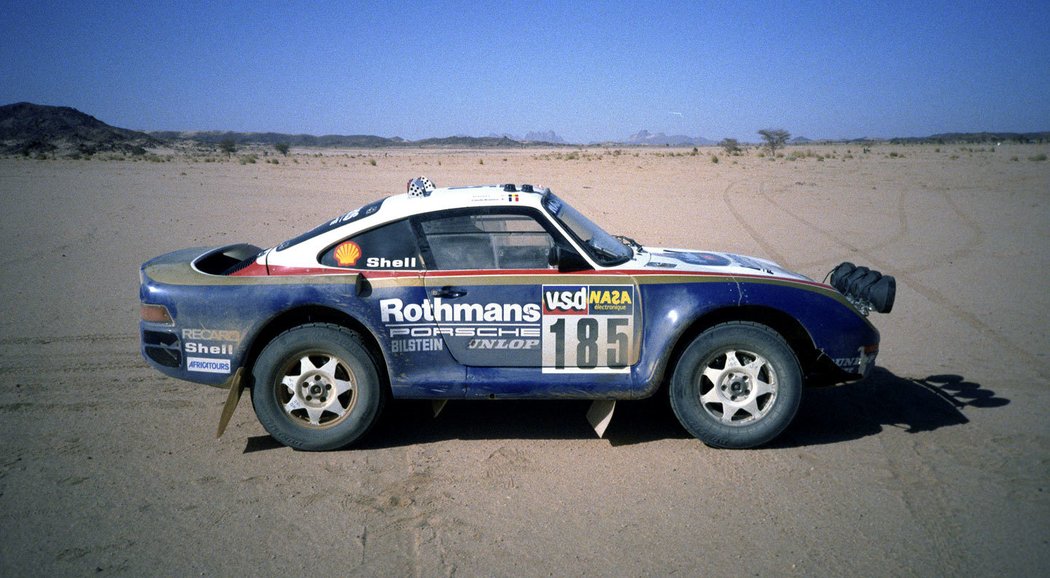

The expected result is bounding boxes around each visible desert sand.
[1,144,1048,575]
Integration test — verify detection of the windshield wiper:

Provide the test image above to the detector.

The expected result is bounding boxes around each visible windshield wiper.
[586,239,618,259]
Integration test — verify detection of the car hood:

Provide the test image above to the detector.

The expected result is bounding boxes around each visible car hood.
[634,246,813,281]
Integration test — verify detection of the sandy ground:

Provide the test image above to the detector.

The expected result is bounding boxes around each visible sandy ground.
[1,144,1048,575]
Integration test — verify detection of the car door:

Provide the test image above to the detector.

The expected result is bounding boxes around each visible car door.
[418,207,552,367]
[318,218,468,395]
[417,207,642,376]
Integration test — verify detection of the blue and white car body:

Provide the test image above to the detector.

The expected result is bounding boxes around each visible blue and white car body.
[140,178,893,450]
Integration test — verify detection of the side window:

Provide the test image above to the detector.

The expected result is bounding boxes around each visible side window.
[420,211,555,270]
[320,219,423,269]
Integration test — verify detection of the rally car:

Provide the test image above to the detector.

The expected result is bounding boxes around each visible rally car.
[140,177,894,450]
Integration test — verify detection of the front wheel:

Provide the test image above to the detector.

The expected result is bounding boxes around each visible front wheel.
[670,322,802,449]
[251,324,383,451]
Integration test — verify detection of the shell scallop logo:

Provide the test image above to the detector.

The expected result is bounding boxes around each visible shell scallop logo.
[334,241,362,266]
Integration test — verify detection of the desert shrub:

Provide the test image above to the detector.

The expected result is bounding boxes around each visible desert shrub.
[1029,153,1048,161]
[710,154,719,163]
[720,138,742,155]
[238,154,258,165]
[369,158,377,166]
[757,129,790,155]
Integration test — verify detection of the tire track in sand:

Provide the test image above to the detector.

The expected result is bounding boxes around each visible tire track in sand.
[721,180,790,266]
[0,333,147,377]
[723,180,1044,371]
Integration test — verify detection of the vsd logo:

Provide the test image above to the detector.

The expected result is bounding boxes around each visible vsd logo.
[542,286,587,314]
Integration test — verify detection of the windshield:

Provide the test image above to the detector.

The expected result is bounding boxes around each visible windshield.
[542,192,633,266]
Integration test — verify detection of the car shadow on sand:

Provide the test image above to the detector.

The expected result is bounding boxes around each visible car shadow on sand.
[770,368,1008,448]
[242,367,1008,452]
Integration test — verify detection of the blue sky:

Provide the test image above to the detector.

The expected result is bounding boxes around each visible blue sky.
[2,0,1048,142]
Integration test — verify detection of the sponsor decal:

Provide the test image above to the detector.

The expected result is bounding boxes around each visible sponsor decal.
[187,356,231,374]
[541,286,634,315]
[365,256,419,268]
[661,251,732,267]
[390,326,539,338]
[470,193,507,203]
[181,328,241,341]
[588,287,633,314]
[541,285,636,374]
[380,298,541,324]
[380,297,542,362]
[834,346,876,373]
[328,208,360,227]
[334,241,362,266]
[468,338,538,350]
[391,338,444,353]
[184,342,235,355]
[543,286,588,315]
[508,193,520,202]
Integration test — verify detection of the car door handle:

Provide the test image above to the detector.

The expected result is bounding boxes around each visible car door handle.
[431,286,467,299]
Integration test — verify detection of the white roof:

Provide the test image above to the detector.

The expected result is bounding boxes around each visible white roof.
[266,183,556,270]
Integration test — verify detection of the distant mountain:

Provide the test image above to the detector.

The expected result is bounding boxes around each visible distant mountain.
[0,102,159,156]
[149,130,404,148]
[414,135,523,147]
[523,131,566,144]
[157,131,543,148]
[486,131,566,144]
[623,129,715,146]
[9,102,1045,153]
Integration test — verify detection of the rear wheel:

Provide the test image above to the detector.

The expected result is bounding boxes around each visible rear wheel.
[251,324,383,451]
[670,322,802,448]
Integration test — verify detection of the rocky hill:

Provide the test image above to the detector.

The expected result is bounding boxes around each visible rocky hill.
[148,130,406,148]
[0,102,159,156]
[623,129,715,146]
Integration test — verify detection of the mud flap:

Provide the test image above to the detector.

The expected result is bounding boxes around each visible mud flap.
[586,400,616,438]
[216,368,245,438]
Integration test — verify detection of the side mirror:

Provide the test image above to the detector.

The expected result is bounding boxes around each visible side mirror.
[548,244,590,272]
